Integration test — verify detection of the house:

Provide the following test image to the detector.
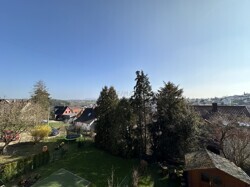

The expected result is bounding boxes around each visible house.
[54,106,74,120]
[54,106,83,122]
[54,106,68,120]
[74,108,96,131]
[193,103,250,121]
[185,150,250,187]
[0,99,10,104]
[70,107,83,116]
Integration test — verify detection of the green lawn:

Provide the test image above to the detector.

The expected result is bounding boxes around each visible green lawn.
[49,121,69,129]
[0,138,62,164]
[120,164,180,187]
[5,138,179,187]
[32,168,91,187]
[25,140,138,187]
[139,164,180,187]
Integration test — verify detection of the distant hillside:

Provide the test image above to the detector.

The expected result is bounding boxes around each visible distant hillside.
[51,99,70,107]
[67,99,96,107]
[188,93,250,106]
[51,99,96,107]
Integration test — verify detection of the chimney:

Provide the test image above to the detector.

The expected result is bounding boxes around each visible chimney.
[212,103,218,112]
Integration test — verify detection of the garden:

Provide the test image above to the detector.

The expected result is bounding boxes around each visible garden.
[0,135,180,187]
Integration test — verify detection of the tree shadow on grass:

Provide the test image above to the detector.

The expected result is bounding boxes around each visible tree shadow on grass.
[0,139,65,163]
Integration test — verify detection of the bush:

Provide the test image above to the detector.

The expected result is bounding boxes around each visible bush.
[0,152,50,183]
[31,125,51,143]
[23,156,33,173]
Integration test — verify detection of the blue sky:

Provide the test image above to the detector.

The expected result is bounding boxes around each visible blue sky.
[1,0,250,99]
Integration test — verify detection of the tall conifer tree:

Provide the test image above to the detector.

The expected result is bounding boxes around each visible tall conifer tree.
[131,70,154,156]
[95,86,119,151]
[31,80,51,112]
[154,82,200,160]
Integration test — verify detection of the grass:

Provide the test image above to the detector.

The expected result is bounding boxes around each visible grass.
[115,164,180,187]
[123,164,180,187]
[4,137,179,187]
[0,121,66,164]
[139,175,154,187]
[9,139,138,187]
[32,168,91,187]
[0,138,62,164]
[142,164,180,187]
[49,121,69,129]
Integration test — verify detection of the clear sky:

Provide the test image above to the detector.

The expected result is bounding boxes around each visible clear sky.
[1,0,250,99]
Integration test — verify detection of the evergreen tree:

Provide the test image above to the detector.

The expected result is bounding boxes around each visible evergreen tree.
[131,70,154,157]
[113,98,136,157]
[95,86,119,151]
[31,80,51,113]
[154,82,200,160]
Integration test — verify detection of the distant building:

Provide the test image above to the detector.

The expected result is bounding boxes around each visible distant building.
[54,106,83,121]
[193,103,250,121]
[221,98,231,105]
[70,107,83,116]
[0,99,10,104]
[74,108,97,131]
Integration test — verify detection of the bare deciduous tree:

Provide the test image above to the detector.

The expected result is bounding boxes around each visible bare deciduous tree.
[205,114,250,168]
[0,101,44,154]
[223,127,250,167]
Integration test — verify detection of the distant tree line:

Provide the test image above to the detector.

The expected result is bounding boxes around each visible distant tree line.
[95,70,202,161]
[51,99,70,108]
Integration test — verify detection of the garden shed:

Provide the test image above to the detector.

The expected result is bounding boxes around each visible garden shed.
[185,150,250,187]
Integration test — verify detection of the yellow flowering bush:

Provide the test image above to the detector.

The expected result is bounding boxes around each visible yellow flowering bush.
[31,125,51,143]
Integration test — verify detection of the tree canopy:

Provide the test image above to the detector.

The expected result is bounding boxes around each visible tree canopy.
[0,101,44,153]
[31,80,51,119]
[94,71,202,162]
[31,80,51,113]
[151,82,201,160]
[95,86,119,151]
[131,70,154,156]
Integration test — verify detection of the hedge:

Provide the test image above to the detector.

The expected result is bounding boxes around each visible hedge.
[0,151,50,183]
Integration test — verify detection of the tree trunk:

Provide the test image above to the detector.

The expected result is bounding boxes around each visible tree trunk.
[0,142,10,155]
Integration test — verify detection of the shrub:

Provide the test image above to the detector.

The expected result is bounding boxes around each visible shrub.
[23,156,33,173]
[31,125,51,143]
[0,152,50,183]
[1,161,18,182]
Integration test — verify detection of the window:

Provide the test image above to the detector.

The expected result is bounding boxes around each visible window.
[213,176,222,186]
[201,173,210,183]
